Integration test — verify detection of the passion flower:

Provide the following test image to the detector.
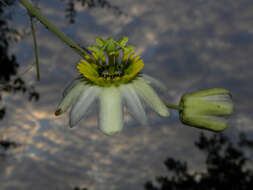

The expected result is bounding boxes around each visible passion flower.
[55,37,169,135]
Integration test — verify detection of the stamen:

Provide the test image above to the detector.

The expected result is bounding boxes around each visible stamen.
[77,37,144,86]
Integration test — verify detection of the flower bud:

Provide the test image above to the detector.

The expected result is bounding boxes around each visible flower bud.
[179,88,234,132]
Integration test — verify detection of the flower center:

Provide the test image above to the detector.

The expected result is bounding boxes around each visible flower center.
[77,37,144,87]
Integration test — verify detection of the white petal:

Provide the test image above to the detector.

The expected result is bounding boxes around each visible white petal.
[120,84,147,125]
[70,86,100,127]
[99,86,123,135]
[141,74,168,91]
[132,78,169,117]
[57,80,87,113]
[63,77,83,97]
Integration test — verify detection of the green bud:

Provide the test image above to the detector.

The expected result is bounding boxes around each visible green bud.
[179,88,234,132]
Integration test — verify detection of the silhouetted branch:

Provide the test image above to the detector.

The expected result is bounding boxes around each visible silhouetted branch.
[61,0,124,24]
[0,0,39,120]
[145,132,253,190]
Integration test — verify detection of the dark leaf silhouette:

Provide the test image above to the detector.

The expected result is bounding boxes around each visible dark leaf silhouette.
[0,139,20,159]
[60,0,124,24]
[0,0,40,120]
[0,107,5,119]
[73,187,88,190]
[0,140,19,150]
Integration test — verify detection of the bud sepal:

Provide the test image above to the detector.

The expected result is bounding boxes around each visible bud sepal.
[179,88,234,132]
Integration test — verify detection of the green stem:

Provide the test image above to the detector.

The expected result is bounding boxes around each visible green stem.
[164,102,183,111]
[30,15,40,81]
[19,0,89,58]
[115,52,119,70]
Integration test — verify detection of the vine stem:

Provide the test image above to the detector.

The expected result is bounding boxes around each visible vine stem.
[19,0,90,58]
[29,15,40,81]
[164,102,183,111]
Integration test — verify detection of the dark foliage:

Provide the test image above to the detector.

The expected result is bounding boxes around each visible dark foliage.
[0,140,19,150]
[60,0,123,24]
[0,139,20,159]
[145,132,253,190]
[73,187,88,190]
[0,0,39,120]
[0,107,5,119]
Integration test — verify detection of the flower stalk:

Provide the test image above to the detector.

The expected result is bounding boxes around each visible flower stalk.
[164,103,183,111]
